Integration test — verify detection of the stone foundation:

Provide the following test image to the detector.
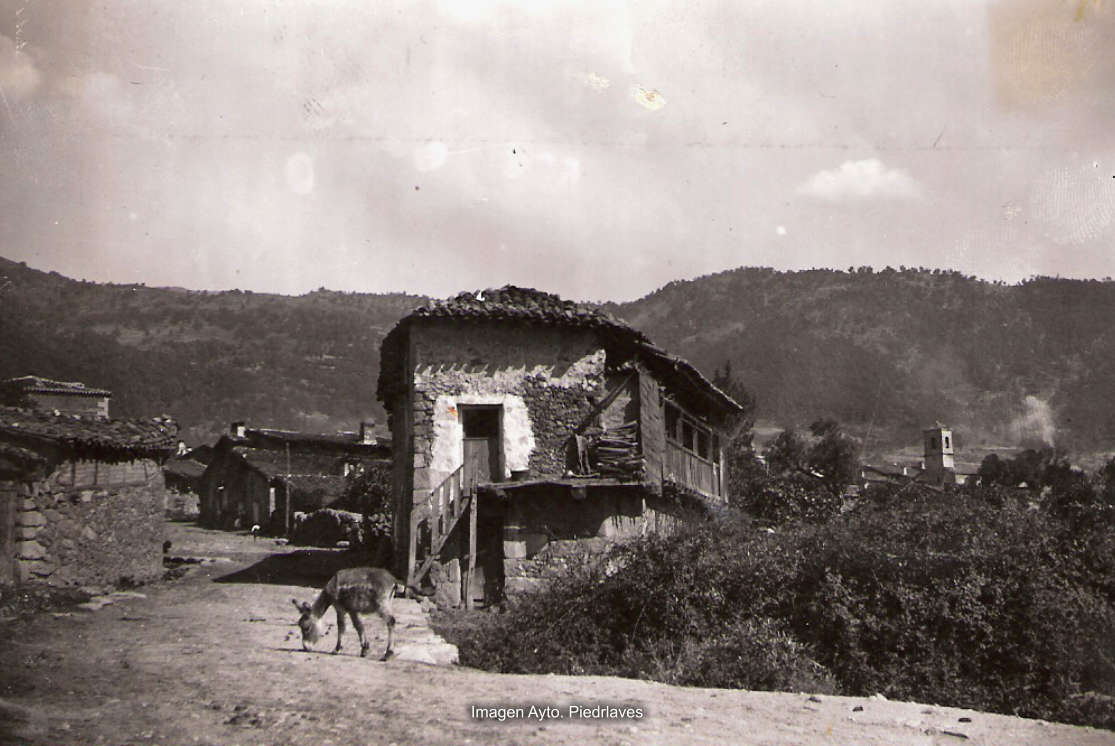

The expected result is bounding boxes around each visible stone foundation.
[12,461,166,587]
[500,486,685,598]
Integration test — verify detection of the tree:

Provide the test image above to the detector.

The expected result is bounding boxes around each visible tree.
[342,461,393,540]
[711,361,756,448]
[763,419,860,497]
[711,361,760,500]
[806,419,860,496]
[977,453,1007,485]
[766,429,808,476]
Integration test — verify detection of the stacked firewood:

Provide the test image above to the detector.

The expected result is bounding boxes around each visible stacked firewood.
[591,421,644,481]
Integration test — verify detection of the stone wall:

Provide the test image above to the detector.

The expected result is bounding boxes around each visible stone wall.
[27,392,110,419]
[165,490,200,520]
[12,459,166,587]
[406,319,607,499]
[501,485,685,596]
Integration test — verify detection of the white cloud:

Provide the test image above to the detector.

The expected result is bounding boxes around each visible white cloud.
[797,159,921,201]
[0,33,41,101]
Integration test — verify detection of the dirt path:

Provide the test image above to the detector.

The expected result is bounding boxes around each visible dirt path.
[1,524,1112,746]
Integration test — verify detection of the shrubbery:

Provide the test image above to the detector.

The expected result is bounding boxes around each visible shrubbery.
[456,513,836,693]
[454,484,1115,729]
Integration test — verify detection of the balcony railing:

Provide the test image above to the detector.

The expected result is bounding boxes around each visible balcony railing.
[665,440,722,500]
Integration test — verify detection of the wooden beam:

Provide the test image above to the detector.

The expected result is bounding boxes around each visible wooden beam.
[572,371,638,435]
[464,488,478,609]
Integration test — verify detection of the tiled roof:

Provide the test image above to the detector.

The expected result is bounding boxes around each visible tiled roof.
[163,457,207,480]
[405,286,642,335]
[377,285,744,416]
[0,441,47,469]
[0,407,177,458]
[4,375,112,397]
[244,428,387,451]
[231,445,386,481]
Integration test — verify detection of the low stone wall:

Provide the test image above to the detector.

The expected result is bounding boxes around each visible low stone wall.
[14,461,166,587]
[504,536,612,596]
[501,486,686,597]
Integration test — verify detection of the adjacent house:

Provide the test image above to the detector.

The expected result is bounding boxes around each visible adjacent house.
[0,407,177,587]
[2,376,112,419]
[377,286,746,607]
[162,445,212,519]
[198,422,389,532]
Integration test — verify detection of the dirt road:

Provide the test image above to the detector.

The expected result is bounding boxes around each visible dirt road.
[1,523,1112,745]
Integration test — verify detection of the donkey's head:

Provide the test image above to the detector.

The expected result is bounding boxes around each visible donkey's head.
[291,599,325,651]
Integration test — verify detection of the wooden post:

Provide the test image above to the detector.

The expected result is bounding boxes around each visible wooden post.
[464,492,478,609]
[284,442,292,537]
[406,509,418,587]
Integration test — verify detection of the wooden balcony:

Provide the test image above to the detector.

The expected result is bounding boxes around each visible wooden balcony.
[664,440,722,500]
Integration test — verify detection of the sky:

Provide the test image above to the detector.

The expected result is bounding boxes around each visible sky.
[0,0,1112,302]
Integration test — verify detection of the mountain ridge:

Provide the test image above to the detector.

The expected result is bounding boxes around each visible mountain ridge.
[2,257,1112,454]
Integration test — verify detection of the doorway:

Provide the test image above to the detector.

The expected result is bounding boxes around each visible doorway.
[459,405,503,605]
[460,405,501,493]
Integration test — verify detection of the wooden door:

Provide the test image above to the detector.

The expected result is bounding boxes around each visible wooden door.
[461,406,501,493]
[463,438,498,493]
[0,486,17,585]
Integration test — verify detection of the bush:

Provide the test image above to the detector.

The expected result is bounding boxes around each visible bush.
[456,489,1115,729]
[291,508,364,547]
[796,490,1115,722]
[733,474,843,526]
[457,514,834,692]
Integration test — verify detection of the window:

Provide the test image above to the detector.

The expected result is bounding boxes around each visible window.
[682,420,695,451]
[665,402,715,462]
[665,405,680,441]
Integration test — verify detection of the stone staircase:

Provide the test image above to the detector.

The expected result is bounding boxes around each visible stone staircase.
[389,597,459,666]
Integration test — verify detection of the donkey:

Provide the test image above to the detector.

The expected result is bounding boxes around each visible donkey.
[291,567,411,660]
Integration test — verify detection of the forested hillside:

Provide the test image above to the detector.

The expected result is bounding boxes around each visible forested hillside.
[609,267,1115,453]
[0,257,424,445]
[2,257,1113,453]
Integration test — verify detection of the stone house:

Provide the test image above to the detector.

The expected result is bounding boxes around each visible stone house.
[0,407,177,587]
[162,447,211,519]
[2,375,112,418]
[377,286,746,607]
[198,422,389,533]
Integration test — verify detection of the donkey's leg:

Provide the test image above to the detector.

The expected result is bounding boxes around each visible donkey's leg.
[379,611,396,661]
[333,605,346,654]
[350,611,370,658]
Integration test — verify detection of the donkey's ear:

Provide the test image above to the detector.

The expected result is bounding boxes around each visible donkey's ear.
[291,598,304,612]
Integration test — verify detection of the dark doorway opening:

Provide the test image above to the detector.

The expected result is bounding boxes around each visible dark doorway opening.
[460,405,501,493]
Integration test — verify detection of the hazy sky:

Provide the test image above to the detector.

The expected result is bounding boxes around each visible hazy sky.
[0,0,1112,302]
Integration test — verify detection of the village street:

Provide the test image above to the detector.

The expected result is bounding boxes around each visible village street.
[0,524,1112,746]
